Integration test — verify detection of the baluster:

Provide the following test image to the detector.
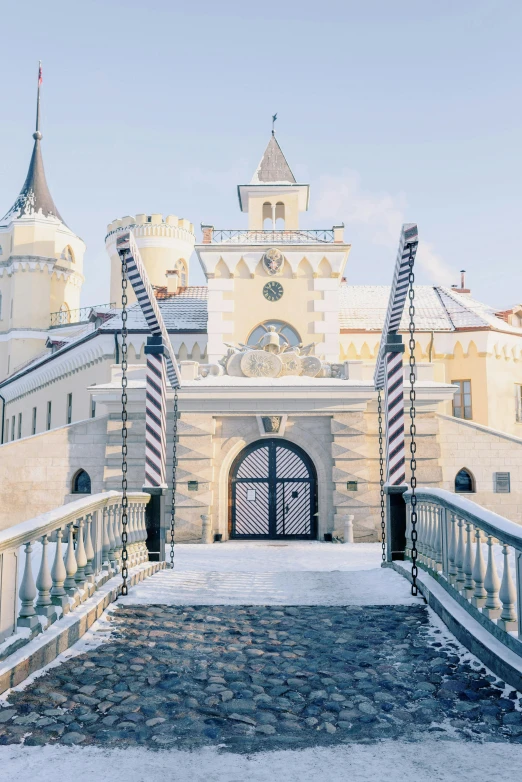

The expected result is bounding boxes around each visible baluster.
[417,504,425,563]
[18,542,39,629]
[426,505,434,567]
[404,504,411,559]
[114,506,122,571]
[129,504,136,566]
[140,503,148,562]
[447,513,458,584]
[471,527,487,608]
[50,528,69,612]
[455,517,466,590]
[102,507,112,575]
[75,518,88,593]
[36,535,55,619]
[108,506,117,572]
[433,505,442,572]
[498,544,518,632]
[462,520,475,598]
[84,514,95,581]
[483,535,502,619]
[64,522,79,600]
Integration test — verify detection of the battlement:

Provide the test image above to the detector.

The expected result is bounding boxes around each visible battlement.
[105,214,195,240]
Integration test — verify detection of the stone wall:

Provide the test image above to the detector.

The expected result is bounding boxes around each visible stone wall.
[0,416,108,530]
[438,414,522,523]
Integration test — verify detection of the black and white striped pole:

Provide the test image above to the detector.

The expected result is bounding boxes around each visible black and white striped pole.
[116,231,182,567]
[374,224,419,567]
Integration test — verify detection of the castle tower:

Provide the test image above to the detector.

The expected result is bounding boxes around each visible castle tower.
[0,64,85,380]
[105,214,196,306]
[197,131,349,363]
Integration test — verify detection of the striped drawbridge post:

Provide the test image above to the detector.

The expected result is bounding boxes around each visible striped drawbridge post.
[116,231,181,562]
[374,224,419,565]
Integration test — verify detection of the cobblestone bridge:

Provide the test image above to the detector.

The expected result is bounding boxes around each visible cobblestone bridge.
[1,543,521,760]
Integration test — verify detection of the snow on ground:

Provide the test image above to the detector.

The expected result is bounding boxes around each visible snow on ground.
[119,542,419,606]
[1,741,521,782]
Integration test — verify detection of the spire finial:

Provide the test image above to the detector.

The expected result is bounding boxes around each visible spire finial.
[272,112,277,136]
[34,61,42,140]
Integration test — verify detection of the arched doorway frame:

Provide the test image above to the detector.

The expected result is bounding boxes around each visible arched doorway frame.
[216,427,330,541]
[228,437,318,540]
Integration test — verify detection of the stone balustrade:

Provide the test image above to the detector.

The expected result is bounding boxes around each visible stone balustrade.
[0,491,150,653]
[404,488,522,651]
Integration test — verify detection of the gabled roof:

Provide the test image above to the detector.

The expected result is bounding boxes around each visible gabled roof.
[1,132,63,224]
[250,134,296,184]
[339,284,522,334]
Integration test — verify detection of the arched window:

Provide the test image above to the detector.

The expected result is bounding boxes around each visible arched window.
[247,320,301,348]
[275,202,285,228]
[262,202,272,229]
[58,303,70,325]
[455,468,475,493]
[175,259,187,288]
[61,246,75,263]
[72,469,91,494]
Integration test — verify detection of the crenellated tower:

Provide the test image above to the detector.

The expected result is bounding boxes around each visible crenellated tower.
[0,65,85,380]
[105,213,196,306]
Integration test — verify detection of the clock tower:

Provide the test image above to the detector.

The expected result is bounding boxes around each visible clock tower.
[196,132,351,363]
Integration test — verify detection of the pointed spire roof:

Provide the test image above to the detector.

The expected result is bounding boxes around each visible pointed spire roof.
[1,63,63,224]
[250,133,296,185]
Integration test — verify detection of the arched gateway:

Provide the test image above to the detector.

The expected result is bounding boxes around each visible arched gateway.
[229,439,317,539]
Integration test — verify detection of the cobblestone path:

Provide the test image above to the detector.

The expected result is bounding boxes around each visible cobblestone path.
[1,604,521,752]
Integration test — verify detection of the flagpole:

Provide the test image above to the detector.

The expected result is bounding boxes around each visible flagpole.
[35,61,42,134]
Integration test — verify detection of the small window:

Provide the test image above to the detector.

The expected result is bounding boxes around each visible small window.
[494,472,510,493]
[17,412,22,439]
[452,380,472,420]
[91,398,96,419]
[72,469,91,494]
[455,468,475,493]
[516,385,522,423]
[46,401,52,431]
[60,246,74,263]
[11,415,15,442]
[0,291,2,320]
[66,393,73,425]
[32,407,37,435]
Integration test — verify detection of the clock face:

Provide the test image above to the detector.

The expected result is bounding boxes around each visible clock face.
[263,281,284,302]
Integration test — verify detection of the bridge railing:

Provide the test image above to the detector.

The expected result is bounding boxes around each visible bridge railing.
[404,487,522,648]
[0,491,150,652]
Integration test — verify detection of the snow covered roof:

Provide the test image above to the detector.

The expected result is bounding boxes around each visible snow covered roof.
[100,286,208,332]
[1,134,63,224]
[339,285,522,334]
[250,135,296,185]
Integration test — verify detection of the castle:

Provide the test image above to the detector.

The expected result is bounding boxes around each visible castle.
[1,97,521,540]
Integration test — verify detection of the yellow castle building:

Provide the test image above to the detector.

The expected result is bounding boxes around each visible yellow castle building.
[0,110,521,540]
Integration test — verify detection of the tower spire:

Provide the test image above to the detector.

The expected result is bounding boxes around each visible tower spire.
[1,62,63,223]
[35,61,42,137]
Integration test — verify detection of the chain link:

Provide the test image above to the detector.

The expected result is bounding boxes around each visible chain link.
[378,389,386,562]
[170,388,179,569]
[120,250,129,596]
[407,242,418,596]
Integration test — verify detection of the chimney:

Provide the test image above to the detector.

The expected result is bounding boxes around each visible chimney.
[166,270,180,295]
[453,269,470,295]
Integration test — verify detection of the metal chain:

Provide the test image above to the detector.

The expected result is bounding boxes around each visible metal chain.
[407,242,418,596]
[120,250,129,596]
[378,390,386,562]
[170,388,179,569]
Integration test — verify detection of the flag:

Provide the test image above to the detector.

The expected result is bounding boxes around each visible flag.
[272,113,277,124]
[38,62,42,86]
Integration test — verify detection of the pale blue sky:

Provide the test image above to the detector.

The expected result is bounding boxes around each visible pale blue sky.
[1,0,521,308]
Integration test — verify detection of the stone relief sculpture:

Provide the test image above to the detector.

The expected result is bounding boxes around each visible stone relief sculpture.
[196,325,347,380]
